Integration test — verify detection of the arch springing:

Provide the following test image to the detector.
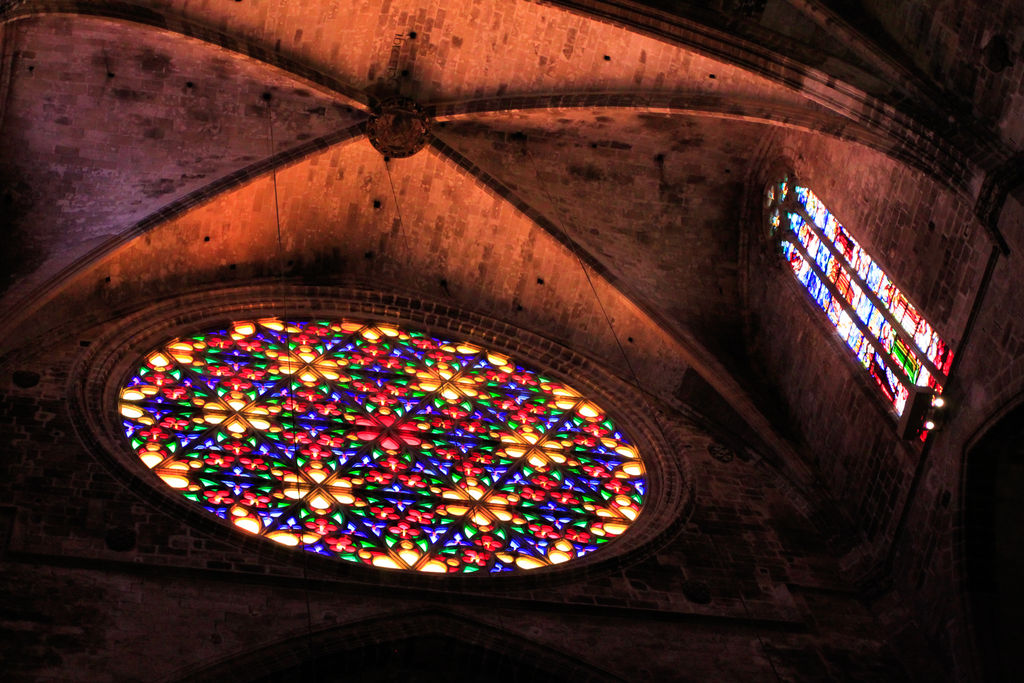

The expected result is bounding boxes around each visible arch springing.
[765,178,952,415]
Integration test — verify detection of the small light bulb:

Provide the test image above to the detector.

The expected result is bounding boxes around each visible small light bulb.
[924,420,936,430]
[932,397,945,408]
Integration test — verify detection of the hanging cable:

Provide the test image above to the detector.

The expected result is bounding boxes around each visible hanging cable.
[520,141,649,404]
[524,136,785,683]
[265,92,317,677]
[383,156,420,332]
[383,157,415,271]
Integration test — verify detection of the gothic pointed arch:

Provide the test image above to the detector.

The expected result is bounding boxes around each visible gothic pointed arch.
[173,609,623,683]
[962,399,1024,681]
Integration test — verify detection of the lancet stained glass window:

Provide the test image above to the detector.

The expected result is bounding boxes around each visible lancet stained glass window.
[118,318,647,573]
[765,178,952,415]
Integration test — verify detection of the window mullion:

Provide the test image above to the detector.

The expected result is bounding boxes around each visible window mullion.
[788,203,944,383]
[780,232,911,397]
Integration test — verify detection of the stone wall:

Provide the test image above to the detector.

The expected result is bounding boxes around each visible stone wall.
[0,318,919,680]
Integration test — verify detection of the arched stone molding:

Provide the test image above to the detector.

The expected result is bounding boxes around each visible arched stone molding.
[69,284,693,591]
[171,608,624,682]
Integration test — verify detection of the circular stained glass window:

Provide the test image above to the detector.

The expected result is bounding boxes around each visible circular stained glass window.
[117,318,647,574]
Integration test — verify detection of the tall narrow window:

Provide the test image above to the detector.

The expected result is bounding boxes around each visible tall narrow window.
[765,177,952,415]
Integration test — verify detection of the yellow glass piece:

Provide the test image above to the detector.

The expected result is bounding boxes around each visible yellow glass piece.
[247,416,271,431]
[470,509,493,526]
[548,548,572,564]
[515,556,546,570]
[230,507,262,534]
[138,444,165,468]
[619,461,644,477]
[527,451,549,467]
[158,474,189,489]
[485,506,513,523]
[615,444,638,459]
[330,489,356,505]
[371,555,401,569]
[233,517,261,534]
[419,559,448,573]
[147,352,170,368]
[307,493,332,512]
[603,522,629,536]
[225,419,246,434]
[398,548,421,565]
[167,341,195,363]
[577,401,602,419]
[155,460,190,489]
[139,452,164,468]
[462,479,486,500]
[267,531,300,546]
[257,318,284,331]
[231,322,256,338]
[120,403,145,419]
[441,488,468,501]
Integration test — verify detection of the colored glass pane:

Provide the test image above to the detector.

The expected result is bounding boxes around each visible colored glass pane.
[793,186,952,377]
[118,318,647,574]
[769,179,951,415]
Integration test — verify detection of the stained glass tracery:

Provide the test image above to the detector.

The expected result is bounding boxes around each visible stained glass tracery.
[765,178,951,415]
[118,318,647,574]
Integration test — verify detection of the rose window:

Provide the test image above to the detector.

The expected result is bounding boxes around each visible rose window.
[118,318,647,574]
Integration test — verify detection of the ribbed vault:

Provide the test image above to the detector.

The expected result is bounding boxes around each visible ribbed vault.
[3,0,997,527]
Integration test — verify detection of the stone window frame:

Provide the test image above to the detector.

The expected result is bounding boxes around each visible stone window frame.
[69,284,693,591]
[762,167,951,418]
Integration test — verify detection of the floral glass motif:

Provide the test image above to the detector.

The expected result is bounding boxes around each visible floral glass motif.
[118,319,646,573]
[766,179,952,415]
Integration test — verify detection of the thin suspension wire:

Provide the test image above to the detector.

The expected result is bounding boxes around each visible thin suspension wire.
[521,143,647,400]
[265,95,316,672]
[383,156,421,333]
[524,138,784,683]
[383,157,415,270]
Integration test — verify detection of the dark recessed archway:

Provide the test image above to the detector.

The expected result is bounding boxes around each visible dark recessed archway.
[249,634,579,683]
[179,610,622,683]
[964,402,1024,681]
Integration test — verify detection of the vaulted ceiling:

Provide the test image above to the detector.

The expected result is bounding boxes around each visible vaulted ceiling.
[2,1,1023,679]
[1,0,1018,523]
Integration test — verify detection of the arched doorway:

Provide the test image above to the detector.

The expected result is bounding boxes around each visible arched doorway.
[178,610,621,683]
[964,403,1024,681]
